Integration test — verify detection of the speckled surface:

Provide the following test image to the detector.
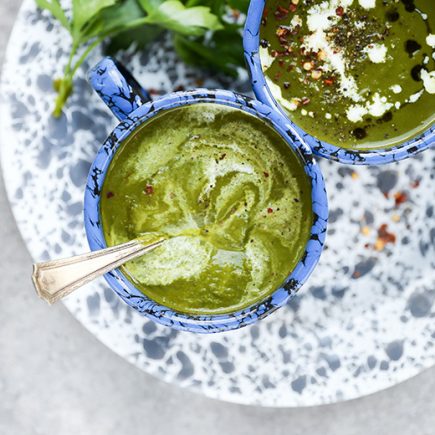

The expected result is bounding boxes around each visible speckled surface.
[2,0,435,407]
[1,0,435,433]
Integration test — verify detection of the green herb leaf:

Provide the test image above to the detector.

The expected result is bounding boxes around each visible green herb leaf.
[173,25,243,77]
[226,0,249,13]
[35,0,71,30]
[81,0,148,41]
[35,0,246,116]
[140,0,223,36]
[72,0,118,39]
[104,24,163,54]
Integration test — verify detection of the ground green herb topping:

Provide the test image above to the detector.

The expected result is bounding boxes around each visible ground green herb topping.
[101,104,312,315]
[260,0,435,149]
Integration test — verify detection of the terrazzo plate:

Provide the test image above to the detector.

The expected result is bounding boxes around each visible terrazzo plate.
[1,0,435,407]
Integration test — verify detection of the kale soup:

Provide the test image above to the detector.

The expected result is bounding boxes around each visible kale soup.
[100,104,312,315]
[260,0,435,150]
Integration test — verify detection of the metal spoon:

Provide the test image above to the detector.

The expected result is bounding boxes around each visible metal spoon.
[32,238,165,304]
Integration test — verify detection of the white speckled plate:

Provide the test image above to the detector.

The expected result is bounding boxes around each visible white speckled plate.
[1,0,434,407]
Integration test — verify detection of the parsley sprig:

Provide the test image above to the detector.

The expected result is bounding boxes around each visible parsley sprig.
[35,0,248,116]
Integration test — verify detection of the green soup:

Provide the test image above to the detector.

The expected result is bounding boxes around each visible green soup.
[260,0,435,149]
[100,104,312,315]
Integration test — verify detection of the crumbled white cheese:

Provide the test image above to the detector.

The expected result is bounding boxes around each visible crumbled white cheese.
[346,104,367,122]
[423,56,430,65]
[363,43,387,63]
[395,102,401,109]
[359,0,376,9]
[301,109,308,116]
[367,93,393,117]
[390,85,402,94]
[426,34,435,48]
[421,69,435,94]
[265,78,300,111]
[325,113,332,119]
[291,15,303,28]
[259,46,274,70]
[346,93,393,122]
[407,90,424,103]
[304,2,362,102]
[355,21,366,29]
[309,111,314,118]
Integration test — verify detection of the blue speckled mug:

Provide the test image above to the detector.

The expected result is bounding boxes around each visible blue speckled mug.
[85,57,328,333]
[243,0,435,165]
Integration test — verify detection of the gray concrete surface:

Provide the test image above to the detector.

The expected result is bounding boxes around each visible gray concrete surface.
[0,1,434,434]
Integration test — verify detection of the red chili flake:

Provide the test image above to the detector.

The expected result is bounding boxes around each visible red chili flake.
[324,78,334,86]
[274,5,289,20]
[410,179,421,188]
[174,85,185,92]
[144,184,154,195]
[267,208,273,214]
[148,88,160,95]
[264,171,270,178]
[336,6,344,16]
[377,223,396,245]
[276,27,290,38]
[271,49,287,58]
[301,97,311,105]
[219,153,227,160]
[289,3,297,12]
[290,26,300,35]
[393,191,408,207]
[274,71,282,81]
[106,191,115,199]
[231,8,241,19]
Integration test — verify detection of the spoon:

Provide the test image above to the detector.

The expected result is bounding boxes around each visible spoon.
[32,238,165,304]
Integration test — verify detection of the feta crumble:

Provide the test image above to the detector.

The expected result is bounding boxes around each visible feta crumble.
[346,105,367,122]
[421,69,435,94]
[390,85,402,94]
[358,0,376,9]
[363,43,387,63]
[367,93,393,117]
[407,90,424,103]
[426,34,435,48]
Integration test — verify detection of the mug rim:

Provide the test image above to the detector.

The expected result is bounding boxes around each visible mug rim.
[243,0,435,165]
[84,88,328,333]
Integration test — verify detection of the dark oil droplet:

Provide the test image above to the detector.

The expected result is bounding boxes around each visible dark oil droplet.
[405,39,422,57]
[401,0,416,12]
[386,10,400,22]
[411,64,423,81]
[352,128,367,139]
[382,111,393,122]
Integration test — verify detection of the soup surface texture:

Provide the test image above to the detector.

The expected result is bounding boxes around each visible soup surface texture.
[260,0,435,149]
[101,104,312,315]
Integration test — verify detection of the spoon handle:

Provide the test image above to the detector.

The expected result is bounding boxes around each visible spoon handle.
[32,239,164,304]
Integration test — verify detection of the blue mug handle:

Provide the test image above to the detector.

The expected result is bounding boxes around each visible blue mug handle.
[88,57,152,121]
